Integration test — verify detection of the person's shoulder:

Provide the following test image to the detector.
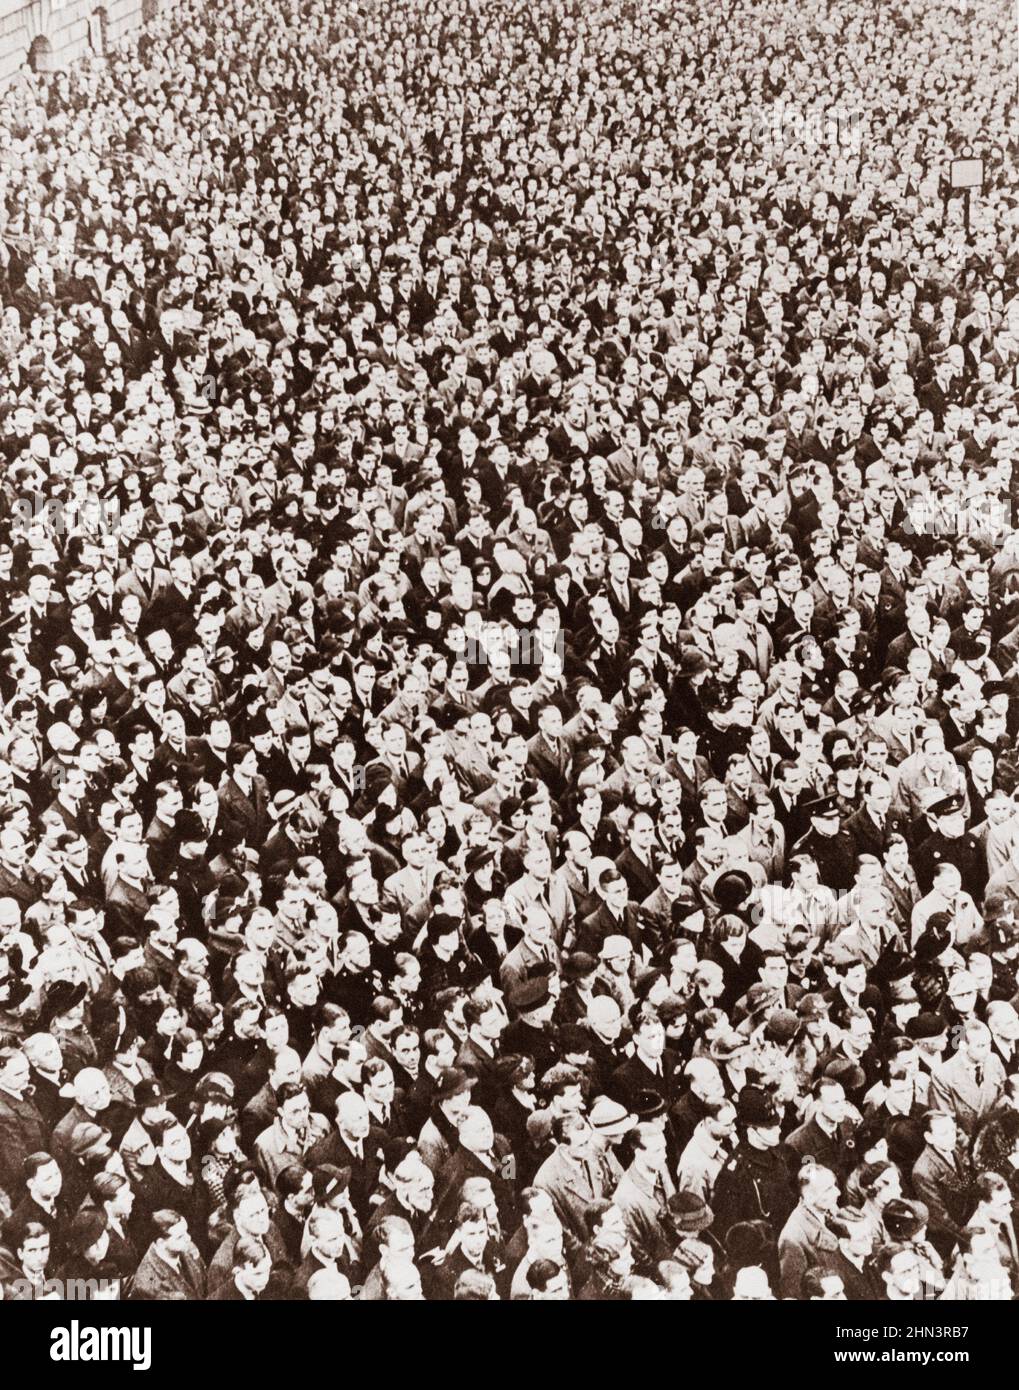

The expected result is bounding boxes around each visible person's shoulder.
[718,1146,745,1178]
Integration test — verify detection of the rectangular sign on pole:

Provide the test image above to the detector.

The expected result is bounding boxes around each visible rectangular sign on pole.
[950,157,984,189]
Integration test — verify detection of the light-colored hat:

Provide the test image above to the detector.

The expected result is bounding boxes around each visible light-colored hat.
[589,1096,636,1138]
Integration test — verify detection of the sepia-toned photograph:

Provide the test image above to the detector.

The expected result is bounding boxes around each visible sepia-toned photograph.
[0,0,1016,1337]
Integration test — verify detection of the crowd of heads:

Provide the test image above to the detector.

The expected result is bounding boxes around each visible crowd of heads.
[0,0,1017,1300]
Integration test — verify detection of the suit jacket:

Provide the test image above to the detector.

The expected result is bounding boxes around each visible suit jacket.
[208,1222,291,1290]
[455,1035,502,1109]
[0,1088,47,1190]
[305,1124,386,1221]
[785,1114,859,1179]
[844,806,910,859]
[614,846,660,904]
[132,1242,208,1300]
[0,863,37,910]
[609,1048,683,1106]
[383,863,437,928]
[218,774,270,848]
[778,1201,842,1299]
[929,1051,1005,1134]
[911,1144,974,1250]
[575,902,643,958]
[533,1145,620,1243]
[433,1138,517,1234]
[499,937,562,1004]
[526,733,573,798]
[612,1163,675,1264]
[503,874,573,944]
[827,1245,884,1300]
[116,566,173,606]
[881,866,922,931]
[254,1113,331,1188]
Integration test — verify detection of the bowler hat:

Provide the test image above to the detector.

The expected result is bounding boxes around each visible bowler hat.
[904,1011,947,1041]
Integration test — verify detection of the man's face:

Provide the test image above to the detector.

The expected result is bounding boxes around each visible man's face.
[884,1251,921,1299]
[281,1092,311,1132]
[238,1191,271,1237]
[393,1032,420,1073]
[2,1049,31,1092]
[761,957,788,991]
[965,1024,991,1062]
[636,1017,665,1060]
[817,1083,847,1126]
[396,1161,434,1213]
[34,1159,63,1200]
[19,1233,50,1275]
[79,1073,112,1112]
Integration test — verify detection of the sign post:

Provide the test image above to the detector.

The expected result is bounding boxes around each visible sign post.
[948,150,985,235]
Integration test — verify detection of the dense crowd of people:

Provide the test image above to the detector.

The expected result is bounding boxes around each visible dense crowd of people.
[0,0,1017,1301]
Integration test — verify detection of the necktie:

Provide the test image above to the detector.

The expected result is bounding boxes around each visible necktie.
[974,1066,983,1089]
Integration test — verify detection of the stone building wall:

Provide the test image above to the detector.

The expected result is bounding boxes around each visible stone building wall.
[0,0,154,90]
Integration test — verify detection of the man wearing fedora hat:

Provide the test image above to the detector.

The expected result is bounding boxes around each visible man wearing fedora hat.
[416,1067,474,1176]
